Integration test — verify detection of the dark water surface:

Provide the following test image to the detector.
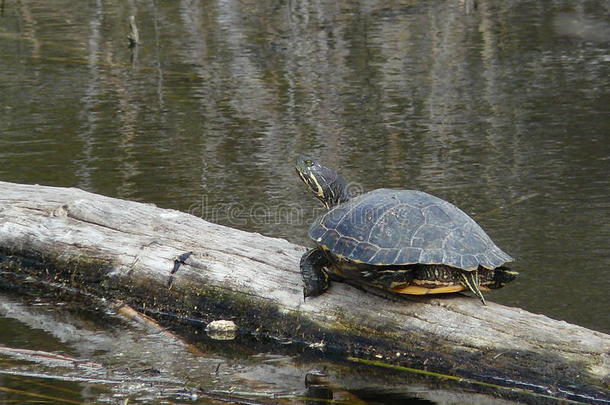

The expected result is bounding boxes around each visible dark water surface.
[1,0,609,403]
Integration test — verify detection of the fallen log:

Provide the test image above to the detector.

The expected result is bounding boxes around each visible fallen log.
[0,181,608,403]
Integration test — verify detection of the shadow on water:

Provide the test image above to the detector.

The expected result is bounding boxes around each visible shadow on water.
[0,0,609,403]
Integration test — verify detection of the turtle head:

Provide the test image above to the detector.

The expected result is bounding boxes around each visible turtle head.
[296,155,350,209]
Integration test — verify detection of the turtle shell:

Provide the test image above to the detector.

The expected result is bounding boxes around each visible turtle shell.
[309,189,513,271]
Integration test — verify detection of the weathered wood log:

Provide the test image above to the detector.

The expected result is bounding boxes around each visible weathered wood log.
[0,181,608,403]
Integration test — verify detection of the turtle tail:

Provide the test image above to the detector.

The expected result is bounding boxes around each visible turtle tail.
[460,270,486,305]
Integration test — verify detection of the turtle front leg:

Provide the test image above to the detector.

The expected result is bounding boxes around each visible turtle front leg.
[300,249,331,298]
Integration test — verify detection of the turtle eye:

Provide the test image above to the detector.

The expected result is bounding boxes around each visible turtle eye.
[304,159,313,166]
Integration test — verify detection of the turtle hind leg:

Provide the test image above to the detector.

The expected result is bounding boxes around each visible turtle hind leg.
[300,249,331,299]
[492,266,519,288]
[460,270,487,305]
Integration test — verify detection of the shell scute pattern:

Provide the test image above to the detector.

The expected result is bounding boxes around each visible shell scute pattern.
[309,222,327,240]
[370,204,424,250]
[418,248,445,264]
[396,247,424,264]
[332,235,360,258]
[349,242,379,262]
[333,203,374,243]
[411,225,446,249]
[370,248,400,265]
[320,229,341,251]
[460,254,480,270]
[309,188,513,270]
[422,204,454,228]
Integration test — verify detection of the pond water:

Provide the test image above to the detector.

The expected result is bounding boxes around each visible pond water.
[0,0,609,403]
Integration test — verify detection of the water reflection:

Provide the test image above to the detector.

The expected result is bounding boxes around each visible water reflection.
[1,293,560,404]
[0,0,608,400]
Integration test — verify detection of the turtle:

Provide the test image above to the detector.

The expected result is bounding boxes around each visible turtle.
[296,155,518,305]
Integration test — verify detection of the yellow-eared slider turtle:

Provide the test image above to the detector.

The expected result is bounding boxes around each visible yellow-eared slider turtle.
[296,156,518,304]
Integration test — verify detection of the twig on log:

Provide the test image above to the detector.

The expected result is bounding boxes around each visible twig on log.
[168,251,193,288]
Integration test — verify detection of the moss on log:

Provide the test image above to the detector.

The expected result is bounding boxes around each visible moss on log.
[0,181,608,403]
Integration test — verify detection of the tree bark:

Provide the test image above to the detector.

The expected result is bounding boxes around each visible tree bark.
[0,181,608,403]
